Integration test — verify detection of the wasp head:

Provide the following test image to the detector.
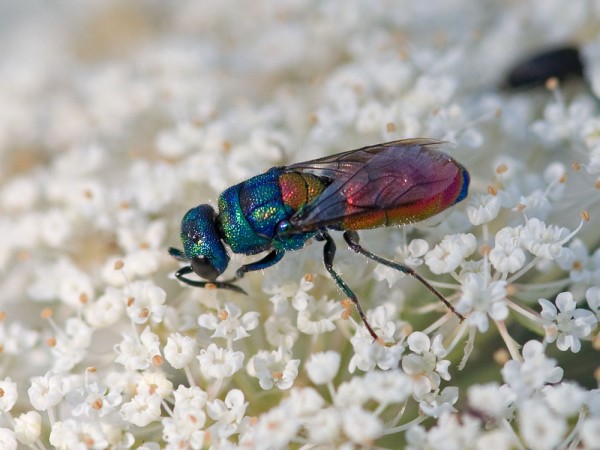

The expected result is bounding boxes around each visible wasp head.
[170,204,229,281]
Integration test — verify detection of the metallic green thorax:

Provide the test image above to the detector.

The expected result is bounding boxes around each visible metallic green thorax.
[217,168,327,254]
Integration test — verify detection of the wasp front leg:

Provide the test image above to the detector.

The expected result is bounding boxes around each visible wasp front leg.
[173,265,247,294]
[224,249,285,283]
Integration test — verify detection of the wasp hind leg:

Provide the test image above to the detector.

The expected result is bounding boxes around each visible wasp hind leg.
[342,230,465,322]
[316,230,380,341]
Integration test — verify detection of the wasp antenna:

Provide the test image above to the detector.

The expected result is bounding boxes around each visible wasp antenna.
[169,247,189,262]
[218,282,248,295]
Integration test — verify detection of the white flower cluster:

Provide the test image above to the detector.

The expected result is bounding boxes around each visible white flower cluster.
[0,1,599,449]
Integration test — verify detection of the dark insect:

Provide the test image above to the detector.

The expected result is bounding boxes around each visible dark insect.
[169,139,470,340]
[503,46,583,89]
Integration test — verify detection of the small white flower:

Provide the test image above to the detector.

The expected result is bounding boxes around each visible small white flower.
[334,377,372,408]
[163,386,207,449]
[558,239,600,284]
[373,264,405,288]
[531,97,594,144]
[305,408,342,445]
[164,332,198,369]
[418,412,480,448]
[0,428,17,450]
[425,233,477,274]
[356,101,385,133]
[474,428,515,450]
[207,389,247,440]
[128,160,182,214]
[588,144,600,174]
[162,413,206,450]
[348,337,404,373]
[402,332,451,401]
[305,351,341,385]
[406,423,427,450]
[419,386,459,418]
[28,258,93,307]
[342,405,383,444]
[0,378,18,412]
[101,256,129,288]
[247,347,300,390]
[155,122,203,158]
[456,273,508,332]
[125,280,166,325]
[501,340,564,399]
[120,392,162,427]
[520,218,574,265]
[0,322,38,355]
[363,303,401,341]
[197,302,259,341]
[118,219,166,254]
[586,389,600,415]
[489,226,526,273]
[467,193,502,225]
[586,286,600,319]
[83,287,125,328]
[197,343,244,380]
[40,209,72,249]
[102,424,134,448]
[250,405,300,449]
[399,239,430,267]
[125,250,162,280]
[541,381,587,417]
[13,411,41,445]
[264,315,299,348]
[28,372,64,411]
[49,420,78,450]
[266,275,314,314]
[0,176,39,211]
[114,327,161,372]
[172,385,208,414]
[284,387,325,418]
[539,292,597,352]
[67,381,122,418]
[296,296,343,334]
[374,239,430,287]
[580,417,600,450]
[467,382,515,420]
[136,371,173,399]
[364,369,412,405]
[516,190,552,220]
[51,317,93,372]
[51,420,108,449]
[518,398,567,450]
[347,304,404,373]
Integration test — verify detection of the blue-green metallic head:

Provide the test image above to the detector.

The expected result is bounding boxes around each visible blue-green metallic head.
[176,204,230,280]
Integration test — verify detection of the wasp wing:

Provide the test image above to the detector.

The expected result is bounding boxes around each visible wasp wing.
[283,139,467,232]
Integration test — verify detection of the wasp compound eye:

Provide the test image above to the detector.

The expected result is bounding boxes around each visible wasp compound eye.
[191,256,220,281]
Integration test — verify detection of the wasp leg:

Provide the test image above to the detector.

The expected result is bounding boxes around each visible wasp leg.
[174,266,247,294]
[223,250,285,283]
[315,230,379,341]
[343,230,465,322]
